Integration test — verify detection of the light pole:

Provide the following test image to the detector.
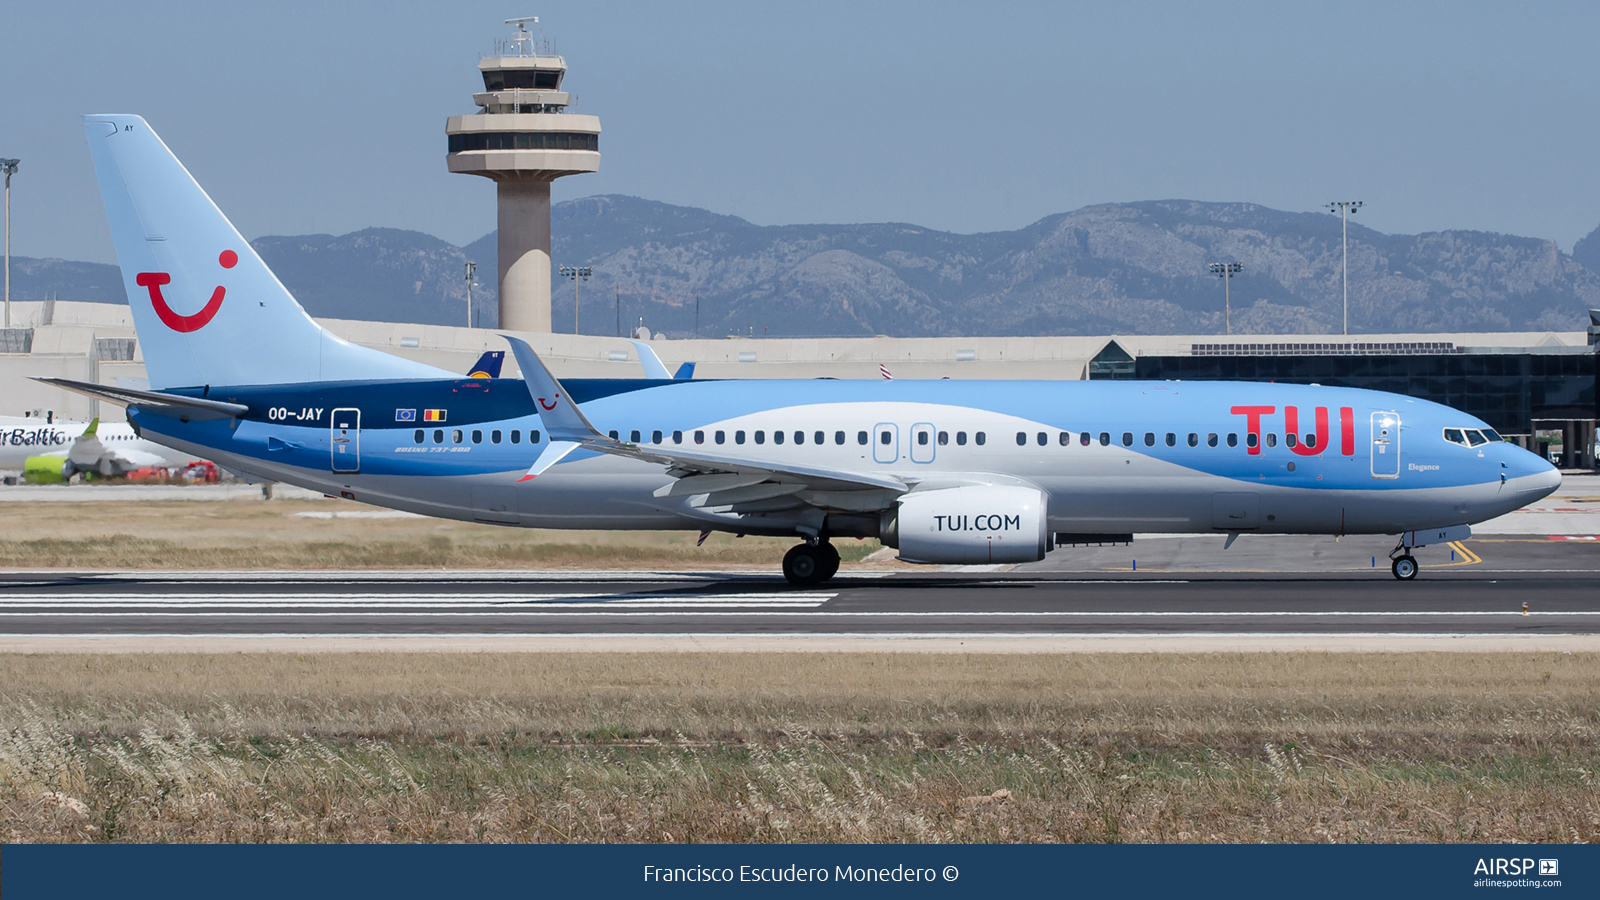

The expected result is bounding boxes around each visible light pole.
[1207,262,1243,335]
[558,265,591,335]
[2,159,18,329]
[463,260,477,328]
[1326,200,1363,335]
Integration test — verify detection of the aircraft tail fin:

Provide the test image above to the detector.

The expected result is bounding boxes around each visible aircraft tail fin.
[466,350,505,378]
[82,115,449,388]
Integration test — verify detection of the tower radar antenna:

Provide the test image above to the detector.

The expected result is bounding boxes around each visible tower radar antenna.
[504,16,539,56]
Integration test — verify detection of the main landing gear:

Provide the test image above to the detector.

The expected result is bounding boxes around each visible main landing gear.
[782,540,841,587]
[1389,537,1419,581]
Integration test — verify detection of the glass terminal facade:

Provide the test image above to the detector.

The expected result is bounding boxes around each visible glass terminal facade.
[1089,341,1597,434]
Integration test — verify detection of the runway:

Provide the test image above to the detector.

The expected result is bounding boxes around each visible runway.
[1,535,1596,638]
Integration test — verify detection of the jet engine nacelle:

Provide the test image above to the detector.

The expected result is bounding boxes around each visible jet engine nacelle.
[888,485,1052,564]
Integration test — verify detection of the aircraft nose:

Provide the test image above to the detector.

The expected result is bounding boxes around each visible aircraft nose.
[1524,457,1562,501]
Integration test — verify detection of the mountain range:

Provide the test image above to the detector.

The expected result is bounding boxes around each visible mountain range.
[11,197,1600,337]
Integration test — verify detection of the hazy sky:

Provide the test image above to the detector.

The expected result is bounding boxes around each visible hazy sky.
[3,1,1599,263]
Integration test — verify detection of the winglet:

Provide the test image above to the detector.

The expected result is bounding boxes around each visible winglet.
[673,362,696,380]
[502,335,603,442]
[627,340,672,379]
[82,417,101,438]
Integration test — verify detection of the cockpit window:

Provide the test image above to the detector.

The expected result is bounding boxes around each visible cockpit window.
[1482,429,1502,442]
[1465,430,1488,447]
[1443,428,1466,446]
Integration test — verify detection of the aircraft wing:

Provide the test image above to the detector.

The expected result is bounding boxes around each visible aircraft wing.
[505,336,907,505]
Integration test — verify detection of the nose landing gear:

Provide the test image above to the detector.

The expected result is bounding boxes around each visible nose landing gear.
[1390,555,1418,580]
[782,540,841,587]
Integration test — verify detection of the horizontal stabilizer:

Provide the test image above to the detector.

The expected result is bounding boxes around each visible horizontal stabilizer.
[34,376,248,420]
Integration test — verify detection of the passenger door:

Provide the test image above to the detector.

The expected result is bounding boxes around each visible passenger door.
[909,422,936,464]
[872,422,899,464]
[1370,411,1400,479]
[331,408,360,473]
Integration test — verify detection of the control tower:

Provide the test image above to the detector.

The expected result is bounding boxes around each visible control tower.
[446,17,600,332]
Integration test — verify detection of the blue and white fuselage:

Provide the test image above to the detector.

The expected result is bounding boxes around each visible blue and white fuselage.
[55,114,1561,584]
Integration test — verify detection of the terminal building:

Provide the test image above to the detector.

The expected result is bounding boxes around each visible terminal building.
[2,300,1594,470]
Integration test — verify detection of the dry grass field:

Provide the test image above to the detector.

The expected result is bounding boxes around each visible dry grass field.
[2,652,1596,844]
[0,499,879,569]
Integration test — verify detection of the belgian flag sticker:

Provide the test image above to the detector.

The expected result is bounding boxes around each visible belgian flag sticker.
[423,409,447,422]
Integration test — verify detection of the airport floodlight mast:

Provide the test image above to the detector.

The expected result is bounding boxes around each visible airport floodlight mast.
[446,17,600,333]
[558,265,591,334]
[1326,200,1364,334]
[463,260,477,328]
[1208,262,1243,335]
[2,158,17,328]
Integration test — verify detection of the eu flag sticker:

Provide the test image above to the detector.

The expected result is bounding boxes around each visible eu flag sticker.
[423,409,448,423]
[395,409,417,422]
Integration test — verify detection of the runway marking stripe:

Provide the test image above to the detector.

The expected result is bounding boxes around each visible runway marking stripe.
[1,610,1595,618]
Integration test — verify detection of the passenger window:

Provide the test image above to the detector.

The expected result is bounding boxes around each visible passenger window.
[1165,433,1175,447]
[956,431,968,446]
[880,430,892,445]
[816,431,826,445]
[695,430,705,444]
[652,430,663,444]
[1058,432,1069,446]
[1265,433,1277,448]
[773,430,783,445]
[433,429,444,444]
[716,430,726,444]
[736,431,746,445]
[1037,432,1048,446]
[413,429,424,444]
[939,431,949,445]
[1080,432,1090,446]
[1466,430,1488,447]
[835,431,845,445]
[1443,428,1465,445]
[1303,433,1316,449]
[1246,433,1258,448]
[1016,432,1027,446]
[1121,432,1133,447]
[530,430,540,443]
[918,431,929,445]
[1285,433,1298,448]
[976,432,987,445]
[608,430,619,440]
[1099,432,1110,446]
[630,430,641,443]
[491,430,502,444]
[857,431,868,445]
[1227,433,1238,447]
[1144,432,1155,447]
[1188,432,1198,447]
[472,430,483,444]
[1207,433,1218,447]
[673,430,683,444]
[452,429,463,444]
[755,431,766,445]
[511,430,521,444]
[795,431,805,445]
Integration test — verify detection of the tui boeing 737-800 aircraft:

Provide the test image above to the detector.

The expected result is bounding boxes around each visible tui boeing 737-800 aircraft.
[41,115,1562,584]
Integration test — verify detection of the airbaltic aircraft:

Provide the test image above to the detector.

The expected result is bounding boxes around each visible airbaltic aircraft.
[44,115,1561,584]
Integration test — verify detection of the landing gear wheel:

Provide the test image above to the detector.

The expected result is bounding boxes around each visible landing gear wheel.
[817,542,841,581]
[1391,555,1418,581]
[783,544,825,586]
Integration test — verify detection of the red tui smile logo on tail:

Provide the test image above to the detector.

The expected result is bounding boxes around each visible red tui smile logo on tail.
[137,249,238,333]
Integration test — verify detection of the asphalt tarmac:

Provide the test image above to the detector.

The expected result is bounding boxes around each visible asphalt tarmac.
[0,534,1595,638]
